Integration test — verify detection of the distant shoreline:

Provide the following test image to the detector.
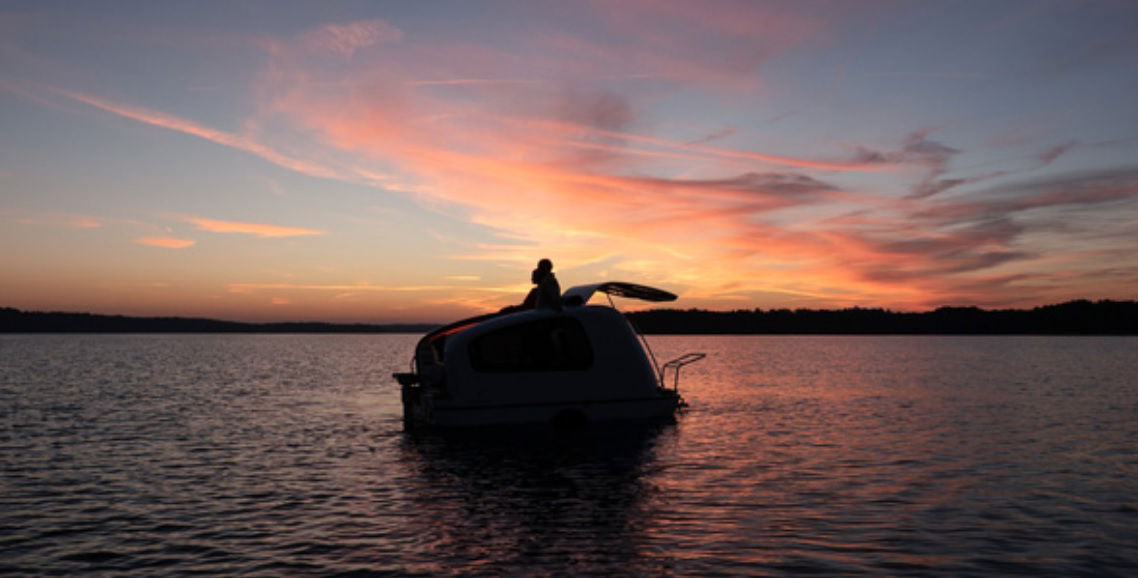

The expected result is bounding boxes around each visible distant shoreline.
[626,300,1138,335]
[0,308,435,334]
[4,300,1137,335]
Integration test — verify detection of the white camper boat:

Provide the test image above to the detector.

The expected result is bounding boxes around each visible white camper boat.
[395,282,704,429]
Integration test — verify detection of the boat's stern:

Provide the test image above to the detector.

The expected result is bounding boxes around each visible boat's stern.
[395,372,425,428]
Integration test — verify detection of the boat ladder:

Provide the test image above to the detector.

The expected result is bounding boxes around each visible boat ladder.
[660,352,706,392]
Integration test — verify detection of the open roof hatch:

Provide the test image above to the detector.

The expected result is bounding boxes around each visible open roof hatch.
[562,282,677,306]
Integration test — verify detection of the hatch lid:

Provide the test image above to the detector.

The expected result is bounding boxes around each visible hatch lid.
[562,282,677,306]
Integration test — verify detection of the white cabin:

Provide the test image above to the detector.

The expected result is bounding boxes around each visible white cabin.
[396,282,703,428]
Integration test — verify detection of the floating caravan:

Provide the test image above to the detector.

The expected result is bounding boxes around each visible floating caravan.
[395,282,704,428]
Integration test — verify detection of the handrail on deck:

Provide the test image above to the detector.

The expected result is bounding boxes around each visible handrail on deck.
[660,352,706,392]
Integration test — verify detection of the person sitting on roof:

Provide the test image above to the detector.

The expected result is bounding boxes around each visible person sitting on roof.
[532,258,561,311]
[500,258,563,313]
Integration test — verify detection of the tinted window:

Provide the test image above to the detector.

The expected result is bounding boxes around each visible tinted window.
[469,317,594,372]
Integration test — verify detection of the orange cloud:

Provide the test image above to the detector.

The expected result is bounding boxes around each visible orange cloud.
[186,217,326,238]
[8,211,105,229]
[271,49,1126,311]
[254,65,896,304]
[253,89,917,308]
[227,282,451,293]
[135,236,196,249]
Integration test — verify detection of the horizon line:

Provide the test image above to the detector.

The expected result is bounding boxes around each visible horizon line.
[3,298,1135,327]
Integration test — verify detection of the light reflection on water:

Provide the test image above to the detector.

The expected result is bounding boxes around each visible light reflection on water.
[396,425,670,575]
[2,334,1136,575]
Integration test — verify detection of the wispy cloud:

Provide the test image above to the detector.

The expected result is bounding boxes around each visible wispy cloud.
[1036,141,1079,167]
[687,127,737,146]
[408,78,539,87]
[915,167,1138,221]
[186,217,326,238]
[135,236,196,249]
[805,166,1138,306]
[228,282,472,293]
[498,115,893,172]
[58,89,346,181]
[300,19,402,57]
[7,210,105,229]
[852,129,976,199]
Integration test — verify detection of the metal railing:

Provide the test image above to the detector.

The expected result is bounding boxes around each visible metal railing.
[660,352,706,392]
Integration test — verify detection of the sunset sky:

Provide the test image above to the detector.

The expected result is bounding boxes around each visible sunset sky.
[3,1,1137,322]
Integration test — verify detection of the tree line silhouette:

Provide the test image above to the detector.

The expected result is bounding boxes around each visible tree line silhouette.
[3,299,1136,334]
[626,300,1138,335]
[0,308,433,334]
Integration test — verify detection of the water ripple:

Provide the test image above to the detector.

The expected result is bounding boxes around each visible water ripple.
[2,334,1137,575]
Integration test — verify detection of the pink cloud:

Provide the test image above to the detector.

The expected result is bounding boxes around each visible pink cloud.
[135,236,196,249]
[245,34,944,307]
[237,20,1131,310]
[186,217,326,238]
[227,282,460,294]
[9,211,104,229]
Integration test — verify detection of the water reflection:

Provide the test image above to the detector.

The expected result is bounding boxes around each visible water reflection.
[5,335,1135,576]
[397,423,673,574]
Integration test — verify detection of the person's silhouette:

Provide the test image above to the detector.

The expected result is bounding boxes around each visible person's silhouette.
[503,258,562,313]
[532,258,561,311]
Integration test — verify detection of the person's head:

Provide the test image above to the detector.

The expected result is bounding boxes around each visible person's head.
[531,258,553,284]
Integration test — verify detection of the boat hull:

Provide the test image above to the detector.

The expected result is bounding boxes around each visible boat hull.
[403,385,681,428]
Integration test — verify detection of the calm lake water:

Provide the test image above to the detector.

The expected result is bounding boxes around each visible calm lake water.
[2,334,1137,576]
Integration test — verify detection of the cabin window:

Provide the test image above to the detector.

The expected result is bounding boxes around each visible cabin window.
[469,317,594,372]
